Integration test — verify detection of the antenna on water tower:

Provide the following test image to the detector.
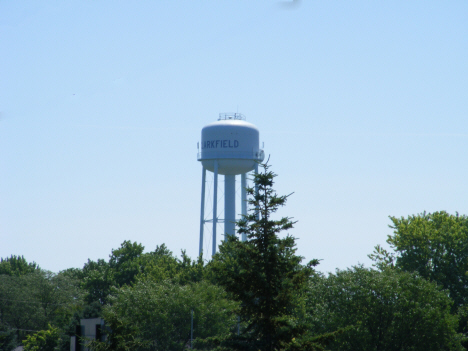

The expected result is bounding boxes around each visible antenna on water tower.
[197,113,264,257]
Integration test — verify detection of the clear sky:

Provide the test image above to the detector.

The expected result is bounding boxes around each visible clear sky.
[1,0,467,274]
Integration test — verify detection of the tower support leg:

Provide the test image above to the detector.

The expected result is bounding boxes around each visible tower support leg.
[212,161,219,256]
[241,172,247,241]
[199,167,206,256]
[225,174,236,237]
[255,163,260,221]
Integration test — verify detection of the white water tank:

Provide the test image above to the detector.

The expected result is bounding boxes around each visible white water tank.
[197,113,264,257]
[198,113,264,174]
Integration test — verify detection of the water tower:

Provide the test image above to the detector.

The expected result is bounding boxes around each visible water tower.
[198,113,264,257]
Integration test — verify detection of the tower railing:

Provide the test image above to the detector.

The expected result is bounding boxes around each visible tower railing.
[197,149,264,161]
[218,113,246,121]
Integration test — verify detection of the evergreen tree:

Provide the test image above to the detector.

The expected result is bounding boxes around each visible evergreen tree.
[202,163,328,351]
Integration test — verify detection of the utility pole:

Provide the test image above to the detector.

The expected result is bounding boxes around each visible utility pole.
[190,309,194,349]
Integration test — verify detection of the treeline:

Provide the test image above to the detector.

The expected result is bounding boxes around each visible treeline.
[2,168,468,350]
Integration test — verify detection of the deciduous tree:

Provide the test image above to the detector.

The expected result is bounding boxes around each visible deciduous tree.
[383,211,468,310]
[90,280,236,351]
[0,255,39,276]
[307,266,463,351]
[22,324,60,351]
[370,211,468,347]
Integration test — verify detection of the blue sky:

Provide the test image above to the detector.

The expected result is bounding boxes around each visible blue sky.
[1,0,467,274]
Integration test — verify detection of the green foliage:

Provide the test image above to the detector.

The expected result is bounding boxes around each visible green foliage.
[22,324,60,351]
[370,211,468,346]
[108,240,145,288]
[381,211,468,311]
[307,266,463,351]
[0,255,39,276]
[81,258,112,307]
[90,280,237,351]
[0,324,17,351]
[175,250,206,285]
[367,244,395,270]
[137,246,205,285]
[80,241,145,307]
[0,270,83,345]
[80,241,206,309]
[134,244,180,283]
[9,206,468,351]
[86,318,147,351]
[207,163,321,351]
[0,273,42,337]
[80,240,144,307]
[78,242,216,351]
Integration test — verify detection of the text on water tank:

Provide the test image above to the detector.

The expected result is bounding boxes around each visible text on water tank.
[202,140,239,149]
